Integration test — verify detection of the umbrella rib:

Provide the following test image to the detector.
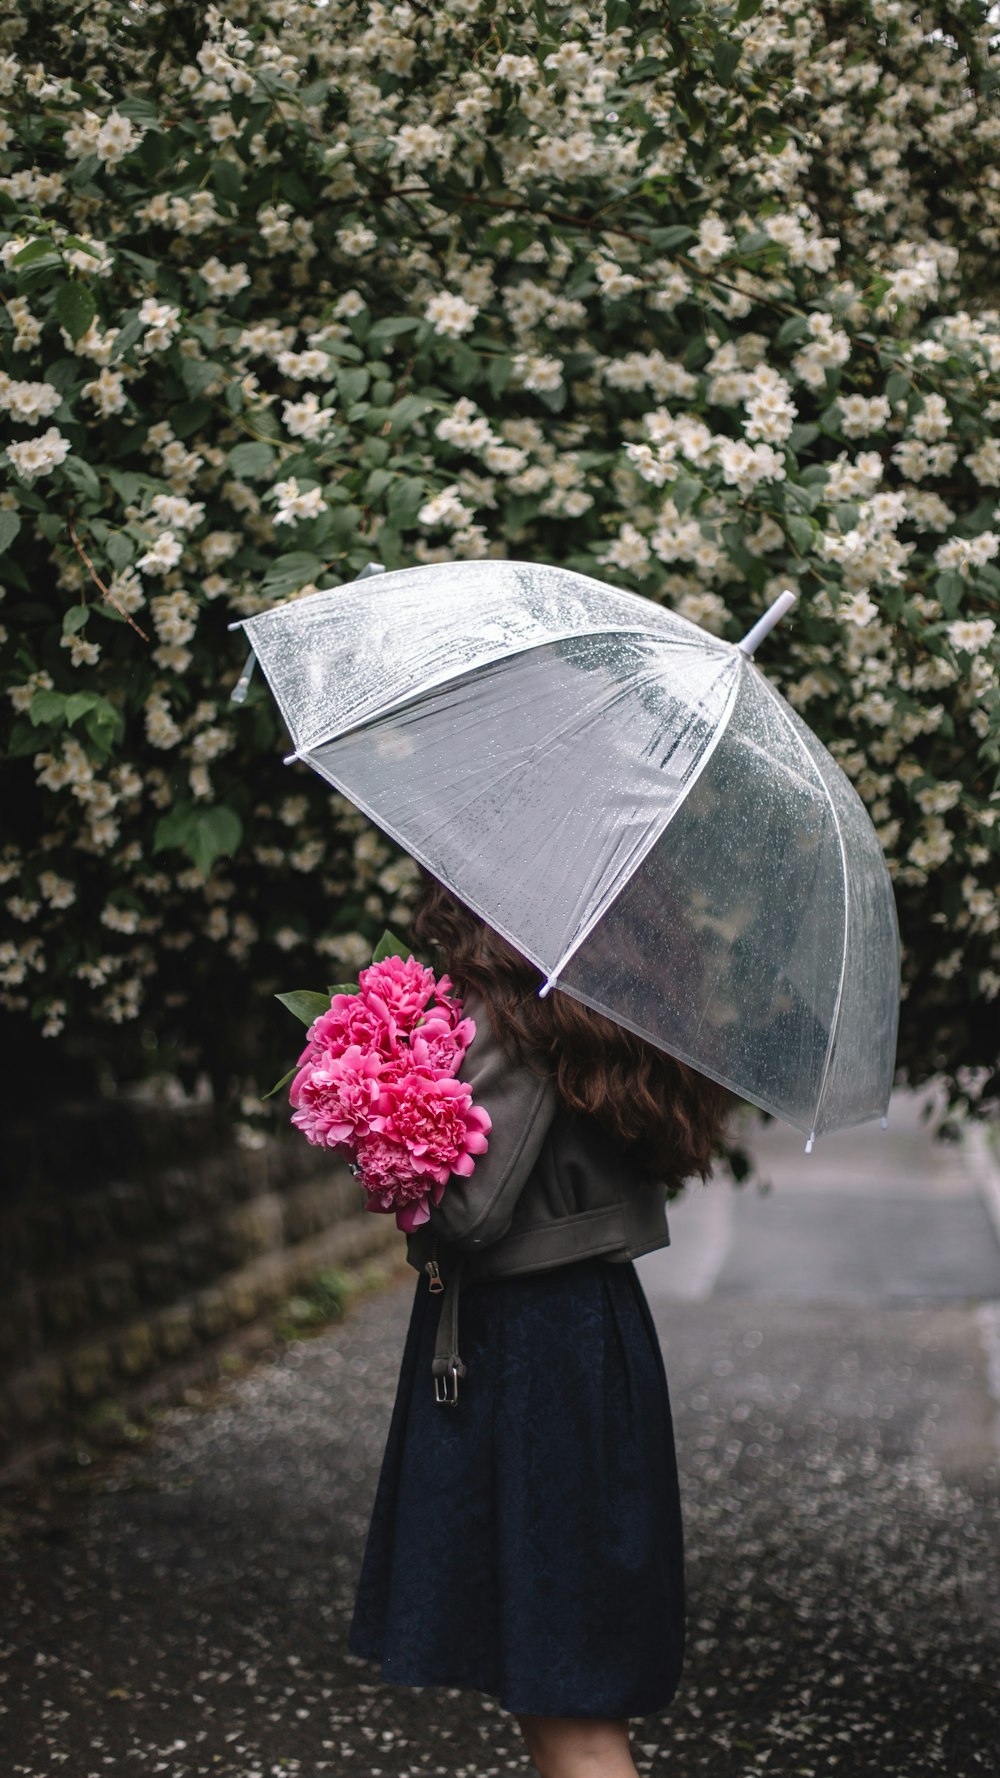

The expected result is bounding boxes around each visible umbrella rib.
[751,672,851,1148]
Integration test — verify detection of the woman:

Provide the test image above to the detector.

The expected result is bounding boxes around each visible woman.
[349,874,733,1778]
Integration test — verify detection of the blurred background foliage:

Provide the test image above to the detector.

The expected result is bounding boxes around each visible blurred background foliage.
[0,0,998,1133]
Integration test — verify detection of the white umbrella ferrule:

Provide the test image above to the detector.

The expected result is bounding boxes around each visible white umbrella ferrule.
[736,589,797,658]
[230,650,257,704]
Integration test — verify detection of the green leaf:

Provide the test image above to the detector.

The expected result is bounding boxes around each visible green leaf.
[449,342,480,390]
[11,239,61,270]
[787,422,820,451]
[387,475,426,522]
[645,225,695,250]
[30,690,66,726]
[786,515,815,554]
[274,989,332,1027]
[212,159,244,204]
[885,370,910,406]
[84,698,123,756]
[180,357,223,397]
[713,41,743,83]
[262,1064,298,1101]
[367,316,422,347]
[118,246,160,280]
[60,456,101,502]
[109,313,146,361]
[106,469,146,505]
[371,928,411,964]
[0,511,21,555]
[260,551,324,596]
[153,803,243,876]
[326,981,360,997]
[672,477,703,515]
[62,604,91,634]
[53,280,97,342]
[64,691,100,724]
[736,229,771,255]
[776,314,810,348]
[487,355,513,398]
[68,153,101,189]
[228,440,277,479]
[784,482,819,515]
[337,366,370,404]
[105,532,135,570]
[364,467,395,502]
[386,394,432,433]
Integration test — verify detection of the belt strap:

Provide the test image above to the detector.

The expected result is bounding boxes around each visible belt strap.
[431,1256,467,1406]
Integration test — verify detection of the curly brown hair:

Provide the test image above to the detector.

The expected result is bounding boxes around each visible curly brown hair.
[411,874,734,1188]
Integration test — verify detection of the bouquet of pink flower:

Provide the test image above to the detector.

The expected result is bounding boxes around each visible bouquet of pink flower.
[270,933,491,1233]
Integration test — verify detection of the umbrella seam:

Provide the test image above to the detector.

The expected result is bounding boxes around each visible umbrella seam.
[249,623,730,756]
[540,654,743,992]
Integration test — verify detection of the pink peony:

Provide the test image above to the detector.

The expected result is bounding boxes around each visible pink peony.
[357,954,439,1033]
[289,1043,385,1149]
[371,1069,492,1186]
[356,1132,448,1231]
[407,1013,477,1078]
[297,991,394,1069]
[286,953,490,1227]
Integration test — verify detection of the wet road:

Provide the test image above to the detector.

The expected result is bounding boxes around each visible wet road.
[2,1093,999,1777]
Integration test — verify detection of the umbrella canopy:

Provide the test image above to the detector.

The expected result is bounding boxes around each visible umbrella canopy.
[231,560,900,1148]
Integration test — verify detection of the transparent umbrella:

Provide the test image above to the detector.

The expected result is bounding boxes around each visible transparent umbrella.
[230,559,900,1150]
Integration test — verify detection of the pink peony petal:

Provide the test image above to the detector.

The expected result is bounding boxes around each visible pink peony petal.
[395,1198,431,1232]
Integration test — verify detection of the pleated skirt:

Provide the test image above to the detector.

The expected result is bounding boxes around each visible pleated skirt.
[348,1255,685,1719]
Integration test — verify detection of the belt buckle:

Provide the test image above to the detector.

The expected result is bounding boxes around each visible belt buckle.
[433,1363,461,1406]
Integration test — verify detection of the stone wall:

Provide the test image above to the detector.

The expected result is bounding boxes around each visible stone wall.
[0,1094,402,1484]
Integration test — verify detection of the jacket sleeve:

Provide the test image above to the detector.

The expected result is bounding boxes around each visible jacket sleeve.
[425,986,559,1251]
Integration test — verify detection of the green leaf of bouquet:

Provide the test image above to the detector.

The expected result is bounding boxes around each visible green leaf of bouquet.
[262,1064,298,1100]
[326,981,360,997]
[0,511,22,555]
[275,989,332,1026]
[370,928,412,964]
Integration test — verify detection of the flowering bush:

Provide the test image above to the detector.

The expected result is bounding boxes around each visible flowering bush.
[286,944,489,1230]
[1,0,999,1122]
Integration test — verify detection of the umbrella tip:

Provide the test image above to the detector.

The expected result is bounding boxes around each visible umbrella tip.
[230,650,256,704]
[736,588,798,658]
[804,1130,815,1155]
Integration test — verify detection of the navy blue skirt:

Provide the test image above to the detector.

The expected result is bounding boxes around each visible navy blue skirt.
[348,1255,685,1719]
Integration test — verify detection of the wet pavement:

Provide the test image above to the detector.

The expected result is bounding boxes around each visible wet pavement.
[2,1093,999,1777]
